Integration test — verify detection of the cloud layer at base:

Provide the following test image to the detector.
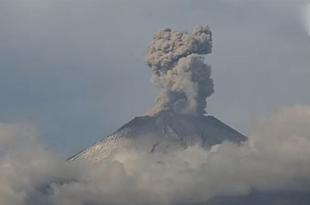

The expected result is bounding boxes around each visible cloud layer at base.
[0,105,310,205]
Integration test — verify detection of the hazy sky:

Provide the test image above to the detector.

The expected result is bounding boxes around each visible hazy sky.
[0,0,309,156]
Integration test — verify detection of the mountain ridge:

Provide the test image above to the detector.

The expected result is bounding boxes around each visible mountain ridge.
[70,111,247,163]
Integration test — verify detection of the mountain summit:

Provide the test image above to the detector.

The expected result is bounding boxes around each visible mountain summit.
[70,27,247,163]
[70,111,246,163]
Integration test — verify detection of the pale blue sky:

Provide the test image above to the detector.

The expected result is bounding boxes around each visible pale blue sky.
[0,0,309,156]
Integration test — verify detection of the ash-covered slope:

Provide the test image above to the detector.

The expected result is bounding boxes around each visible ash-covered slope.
[70,111,246,163]
[70,26,247,163]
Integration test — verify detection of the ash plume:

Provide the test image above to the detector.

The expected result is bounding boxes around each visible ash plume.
[145,26,214,115]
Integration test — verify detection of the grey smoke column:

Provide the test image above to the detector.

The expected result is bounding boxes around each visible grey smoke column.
[146,26,214,115]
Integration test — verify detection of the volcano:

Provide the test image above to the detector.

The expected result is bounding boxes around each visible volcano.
[69,26,246,164]
[70,111,246,163]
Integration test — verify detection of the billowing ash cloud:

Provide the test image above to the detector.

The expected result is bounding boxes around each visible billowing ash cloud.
[145,26,214,115]
[1,105,310,205]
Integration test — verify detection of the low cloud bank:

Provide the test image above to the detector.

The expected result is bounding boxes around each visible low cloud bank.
[1,106,310,205]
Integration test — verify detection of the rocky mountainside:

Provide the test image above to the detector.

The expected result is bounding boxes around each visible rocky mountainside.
[70,111,246,163]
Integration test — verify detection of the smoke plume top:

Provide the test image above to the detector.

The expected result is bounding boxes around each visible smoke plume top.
[145,26,214,115]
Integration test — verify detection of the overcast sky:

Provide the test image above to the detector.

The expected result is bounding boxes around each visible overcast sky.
[0,0,309,156]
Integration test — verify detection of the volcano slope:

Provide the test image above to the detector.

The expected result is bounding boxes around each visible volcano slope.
[70,111,246,163]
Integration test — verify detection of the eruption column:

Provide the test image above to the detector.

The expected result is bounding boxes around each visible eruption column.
[145,26,214,115]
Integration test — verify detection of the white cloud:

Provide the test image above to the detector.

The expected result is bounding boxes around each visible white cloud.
[0,105,310,204]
